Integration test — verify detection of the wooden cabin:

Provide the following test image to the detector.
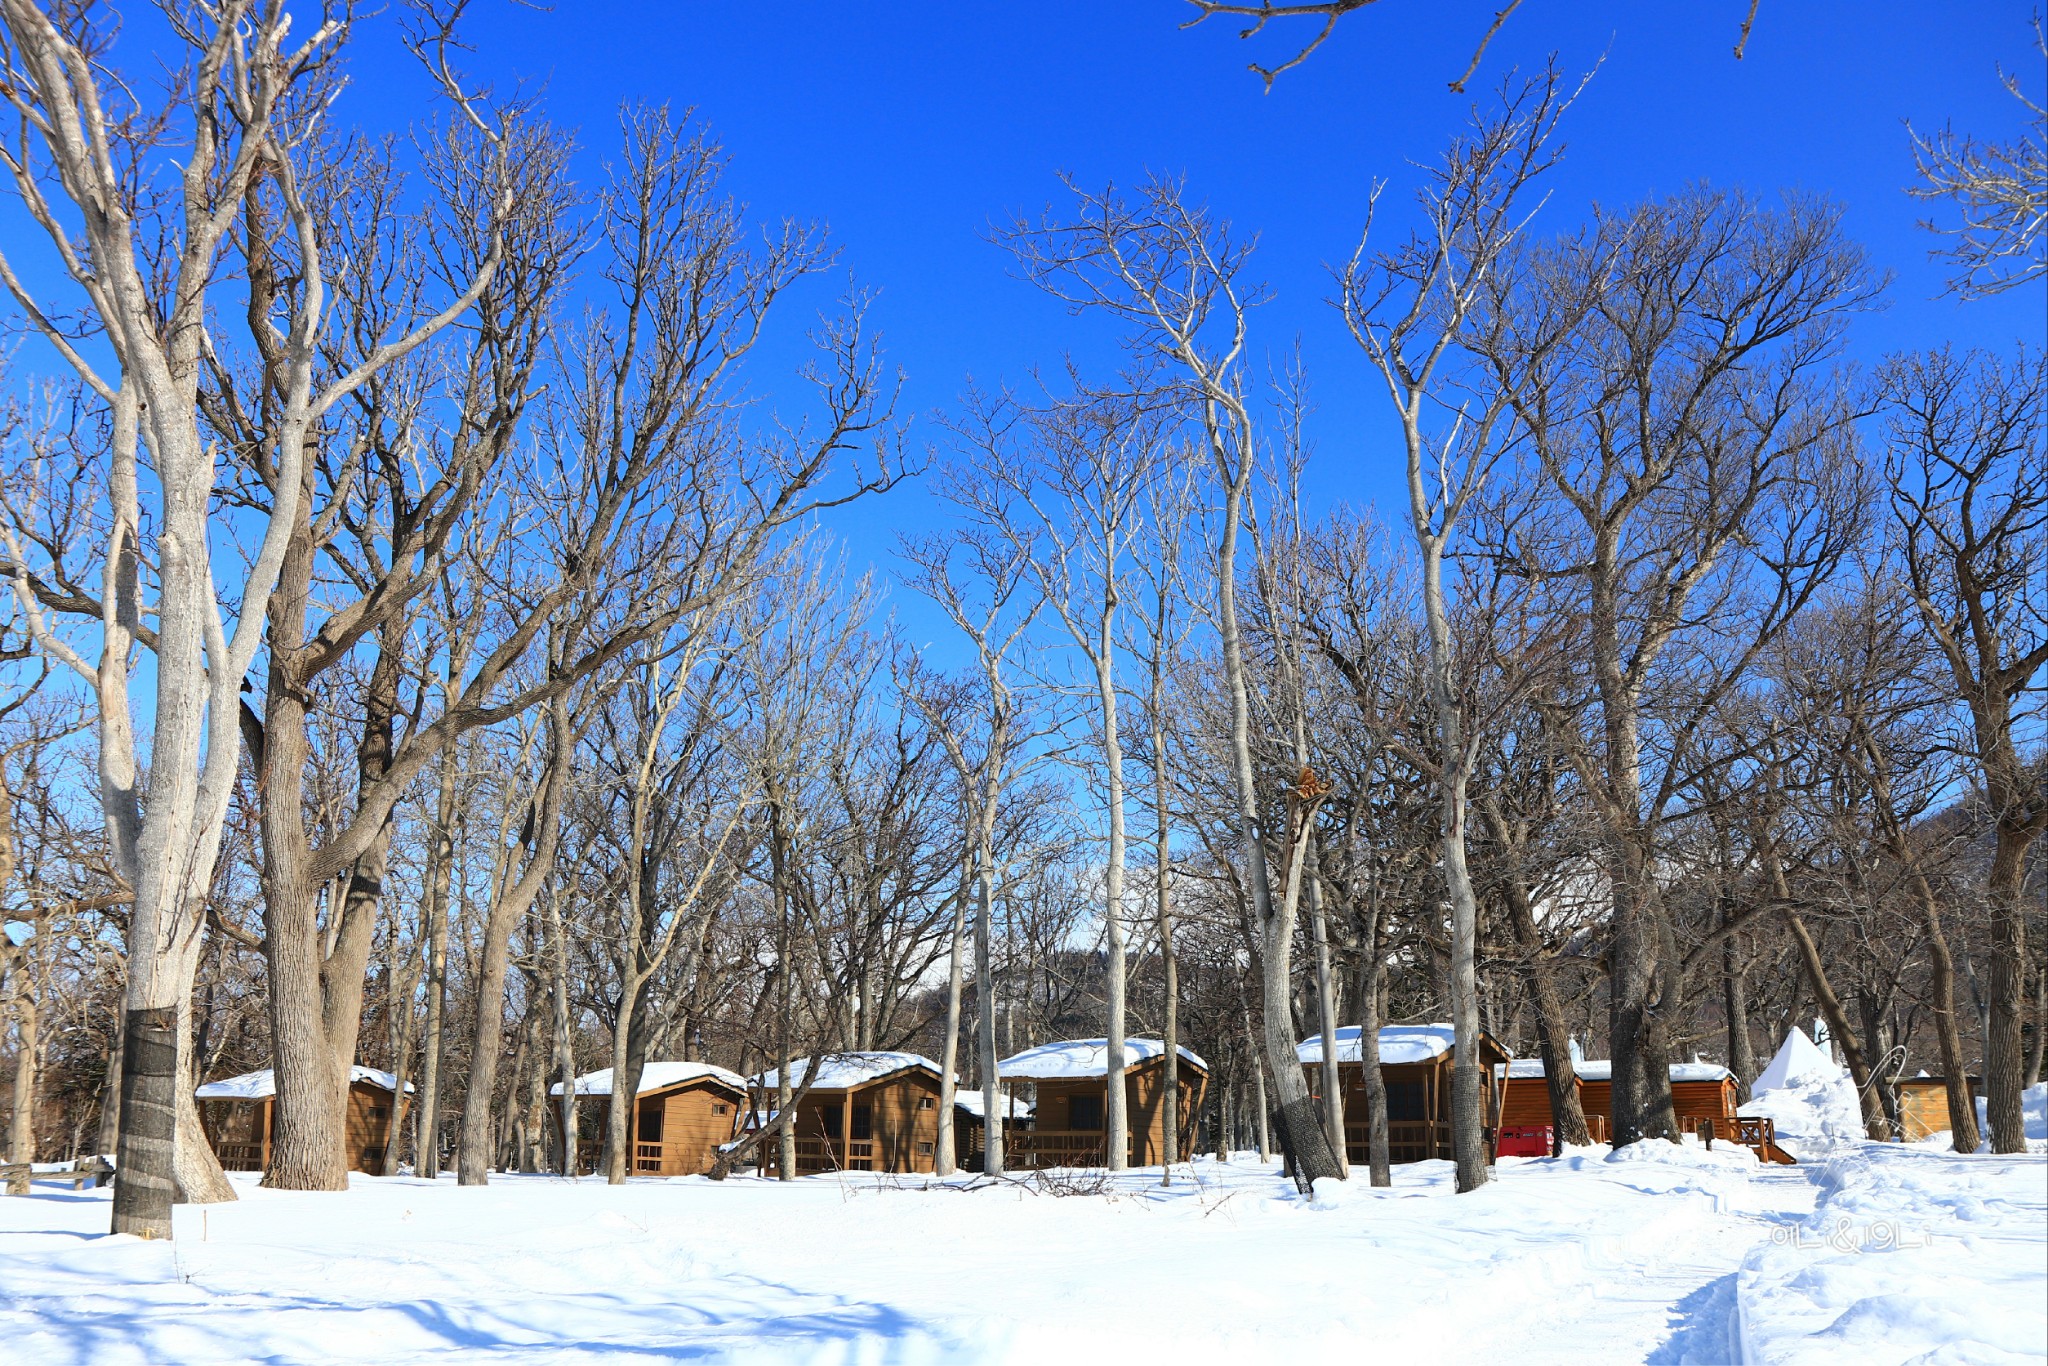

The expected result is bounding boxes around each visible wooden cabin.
[1493,1058,1588,1155]
[549,1062,747,1176]
[951,1089,1033,1172]
[750,1052,948,1176]
[1493,1057,1794,1161]
[1297,1024,1512,1164]
[998,1039,1208,1169]
[1576,1060,1741,1137]
[196,1065,409,1173]
[1898,1075,1980,1143]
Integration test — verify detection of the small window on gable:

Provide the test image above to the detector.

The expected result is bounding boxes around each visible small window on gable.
[713,1103,729,1116]
[918,1097,934,1110]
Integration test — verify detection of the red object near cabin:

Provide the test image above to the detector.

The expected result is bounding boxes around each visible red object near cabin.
[1496,1125,1552,1158]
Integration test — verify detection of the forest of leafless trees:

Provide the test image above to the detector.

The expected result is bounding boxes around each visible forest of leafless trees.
[0,2,2040,1237]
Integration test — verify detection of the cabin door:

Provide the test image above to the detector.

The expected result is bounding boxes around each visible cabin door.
[635,1100,665,1173]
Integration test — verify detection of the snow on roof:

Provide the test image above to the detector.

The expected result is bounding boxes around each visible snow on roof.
[952,1089,1034,1121]
[997,1038,1207,1080]
[1296,1024,1459,1066]
[549,1061,747,1098]
[195,1066,412,1100]
[1493,1058,1733,1083]
[753,1051,943,1092]
[1753,1028,1840,1093]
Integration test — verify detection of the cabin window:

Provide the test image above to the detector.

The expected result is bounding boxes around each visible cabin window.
[369,1106,390,1122]
[637,1105,664,1143]
[822,1108,842,1138]
[713,1104,728,1116]
[851,1105,873,1141]
[918,1097,934,1110]
[1069,1094,1104,1131]
[1386,1082,1425,1123]
[916,1142,934,1156]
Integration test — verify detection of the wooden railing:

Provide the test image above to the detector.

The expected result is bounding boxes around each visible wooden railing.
[215,1142,265,1171]
[1341,1121,1446,1164]
[1007,1130,1120,1169]
[773,1136,877,1176]
[634,1142,663,1174]
[1699,1115,1794,1164]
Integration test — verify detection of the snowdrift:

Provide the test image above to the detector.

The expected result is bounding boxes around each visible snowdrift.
[1736,1143,2048,1365]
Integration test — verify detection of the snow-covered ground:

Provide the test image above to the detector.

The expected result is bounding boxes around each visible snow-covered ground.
[2,1127,2039,1363]
[1736,1142,2046,1365]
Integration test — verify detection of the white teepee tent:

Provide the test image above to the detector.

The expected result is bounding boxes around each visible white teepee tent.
[1753,1025,1839,1093]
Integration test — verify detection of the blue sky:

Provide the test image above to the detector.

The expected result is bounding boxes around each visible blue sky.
[342,1,2041,619]
[16,2,2044,659]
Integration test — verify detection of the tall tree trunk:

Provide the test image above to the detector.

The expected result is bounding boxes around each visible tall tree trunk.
[1157,816,1180,1182]
[1093,651,1130,1172]
[1213,477,1341,1189]
[1863,738,1980,1149]
[602,976,654,1184]
[381,927,419,1176]
[96,1018,123,1159]
[519,986,548,1173]
[1250,1038,1272,1161]
[1723,933,1757,1106]
[1304,840,1348,1175]
[545,886,578,1176]
[2026,967,2045,1093]
[1358,953,1392,1186]
[1982,830,2034,1153]
[1911,873,1982,1151]
[9,980,35,1163]
[934,878,967,1177]
[457,698,571,1187]
[1148,577,1181,1183]
[414,746,462,1179]
[1500,865,1590,1150]
[975,828,1004,1177]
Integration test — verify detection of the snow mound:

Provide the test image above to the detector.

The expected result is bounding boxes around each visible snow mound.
[998,1038,1206,1079]
[1741,1071,1867,1159]
[549,1061,747,1098]
[1753,1028,1836,1093]
[195,1065,412,1099]
[1737,1144,2048,1364]
[1601,1135,1758,1172]
[1742,1035,1866,1159]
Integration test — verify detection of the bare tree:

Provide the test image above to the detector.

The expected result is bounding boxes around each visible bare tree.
[1135,459,1201,1180]
[1883,346,2047,1154]
[1472,186,1876,1146]
[1005,175,1345,1188]
[0,0,522,1234]
[587,637,752,1186]
[903,518,1050,1179]
[1908,20,2047,298]
[1179,0,1770,92]
[949,385,1166,1170]
[1339,69,1574,1189]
